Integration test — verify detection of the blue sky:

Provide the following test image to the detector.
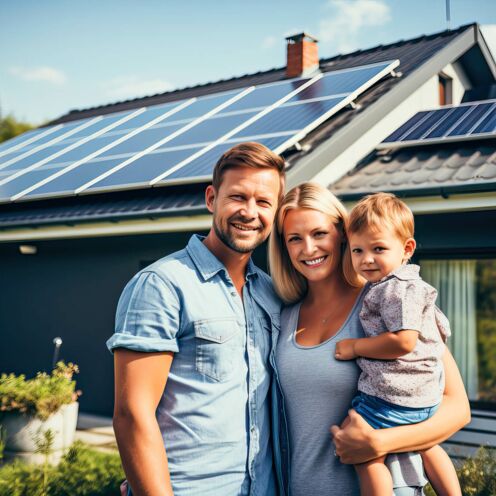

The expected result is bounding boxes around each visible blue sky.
[2,0,496,124]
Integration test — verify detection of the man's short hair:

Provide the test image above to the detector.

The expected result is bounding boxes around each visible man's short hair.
[212,142,286,201]
[347,192,414,242]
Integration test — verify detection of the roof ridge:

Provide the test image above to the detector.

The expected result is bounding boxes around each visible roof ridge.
[53,22,476,123]
[320,22,475,65]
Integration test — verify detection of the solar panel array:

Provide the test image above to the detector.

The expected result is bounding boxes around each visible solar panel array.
[0,59,399,204]
[378,99,496,149]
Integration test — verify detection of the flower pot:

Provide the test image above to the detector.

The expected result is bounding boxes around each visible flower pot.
[1,402,79,464]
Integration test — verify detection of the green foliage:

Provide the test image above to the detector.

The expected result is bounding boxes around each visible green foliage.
[476,260,496,402]
[33,428,56,496]
[0,363,80,421]
[424,447,496,496]
[0,115,33,144]
[0,442,124,496]
[0,426,5,462]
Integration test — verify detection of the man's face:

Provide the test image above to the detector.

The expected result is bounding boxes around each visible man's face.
[206,166,281,254]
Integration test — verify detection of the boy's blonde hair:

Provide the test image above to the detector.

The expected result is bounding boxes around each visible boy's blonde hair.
[347,192,414,241]
[268,182,362,304]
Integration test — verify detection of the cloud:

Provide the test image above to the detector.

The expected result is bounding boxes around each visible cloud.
[261,36,277,49]
[8,66,67,85]
[103,76,175,100]
[317,0,392,53]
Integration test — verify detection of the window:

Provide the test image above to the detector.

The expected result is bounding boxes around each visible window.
[438,73,453,106]
[420,259,496,409]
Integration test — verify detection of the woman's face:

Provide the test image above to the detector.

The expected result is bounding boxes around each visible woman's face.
[283,208,343,284]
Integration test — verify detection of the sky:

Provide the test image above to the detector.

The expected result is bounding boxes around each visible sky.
[1,0,496,124]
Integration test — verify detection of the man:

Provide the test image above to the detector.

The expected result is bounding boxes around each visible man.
[107,142,285,495]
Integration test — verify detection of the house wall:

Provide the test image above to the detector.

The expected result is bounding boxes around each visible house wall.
[312,63,471,188]
[0,230,269,416]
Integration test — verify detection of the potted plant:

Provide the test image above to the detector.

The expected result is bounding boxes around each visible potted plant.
[0,362,81,464]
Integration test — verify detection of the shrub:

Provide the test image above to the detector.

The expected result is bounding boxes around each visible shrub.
[0,362,80,421]
[0,442,124,496]
[424,447,496,496]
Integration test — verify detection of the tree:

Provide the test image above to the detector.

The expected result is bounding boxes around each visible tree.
[0,115,34,144]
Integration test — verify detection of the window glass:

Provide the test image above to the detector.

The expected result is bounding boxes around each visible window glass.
[420,259,496,407]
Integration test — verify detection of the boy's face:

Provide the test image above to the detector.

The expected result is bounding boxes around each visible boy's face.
[349,227,416,283]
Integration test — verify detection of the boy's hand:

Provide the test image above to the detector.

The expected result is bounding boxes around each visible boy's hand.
[335,339,358,360]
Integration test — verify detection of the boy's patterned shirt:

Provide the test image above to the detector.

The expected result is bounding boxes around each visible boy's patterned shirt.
[357,263,451,408]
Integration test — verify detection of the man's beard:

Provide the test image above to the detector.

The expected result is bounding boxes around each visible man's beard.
[213,217,265,254]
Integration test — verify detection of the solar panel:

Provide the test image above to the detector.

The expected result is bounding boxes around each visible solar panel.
[4,59,399,203]
[0,125,64,158]
[13,90,249,201]
[378,100,496,149]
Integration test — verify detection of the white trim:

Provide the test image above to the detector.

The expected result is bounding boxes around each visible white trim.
[343,191,496,215]
[13,99,197,202]
[0,117,103,173]
[0,215,213,243]
[0,125,63,158]
[76,87,256,194]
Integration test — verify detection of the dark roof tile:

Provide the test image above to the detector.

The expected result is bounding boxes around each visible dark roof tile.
[333,139,496,198]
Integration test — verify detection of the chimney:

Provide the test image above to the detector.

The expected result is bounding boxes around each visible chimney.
[285,32,319,78]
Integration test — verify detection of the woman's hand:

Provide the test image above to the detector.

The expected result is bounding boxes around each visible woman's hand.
[330,409,381,464]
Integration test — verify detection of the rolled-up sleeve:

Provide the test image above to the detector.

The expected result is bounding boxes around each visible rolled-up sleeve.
[106,271,180,353]
[381,279,426,333]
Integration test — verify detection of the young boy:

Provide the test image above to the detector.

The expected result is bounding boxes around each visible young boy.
[335,192,462,496]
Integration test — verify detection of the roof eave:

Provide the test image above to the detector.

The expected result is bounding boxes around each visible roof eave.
[336,180,496,202]
[475,24,496,80]
[0,204,209,230]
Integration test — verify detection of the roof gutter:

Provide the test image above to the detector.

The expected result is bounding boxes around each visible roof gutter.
[337,181,496,202]
[341,190,496,215]
[287,25,478,187]
[0,214,213,243]
[0,205,208,230]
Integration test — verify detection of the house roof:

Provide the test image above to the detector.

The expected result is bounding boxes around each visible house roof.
[332,139,496,201]
[50,23,477,126]
[0,23,492,231]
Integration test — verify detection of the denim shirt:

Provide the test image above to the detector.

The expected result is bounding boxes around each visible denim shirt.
[107,235,281,496]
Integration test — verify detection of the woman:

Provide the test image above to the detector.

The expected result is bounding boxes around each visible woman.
[268,183,470,495]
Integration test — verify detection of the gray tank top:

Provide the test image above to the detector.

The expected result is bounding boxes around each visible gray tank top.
[276,291,427,495]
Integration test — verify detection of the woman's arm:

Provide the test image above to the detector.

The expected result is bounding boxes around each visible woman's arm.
[331,347,471,464]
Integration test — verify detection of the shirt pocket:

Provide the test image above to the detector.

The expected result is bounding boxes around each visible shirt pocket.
[194,317,241,382]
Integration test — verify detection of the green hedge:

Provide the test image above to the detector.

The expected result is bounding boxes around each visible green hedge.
[424,447,496,496]
[0,442,124,496]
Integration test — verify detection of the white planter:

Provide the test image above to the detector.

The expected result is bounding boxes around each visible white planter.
[1,402,79,464]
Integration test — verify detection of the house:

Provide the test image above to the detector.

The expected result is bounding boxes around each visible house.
[0,23,494,455]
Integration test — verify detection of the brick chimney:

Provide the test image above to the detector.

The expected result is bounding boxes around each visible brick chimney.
[286,32,319,78]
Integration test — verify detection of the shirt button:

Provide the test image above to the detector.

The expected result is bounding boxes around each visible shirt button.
[230,291,237,297]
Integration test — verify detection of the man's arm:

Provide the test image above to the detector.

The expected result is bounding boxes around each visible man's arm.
[113,349,174,496]
[335,330,419,360]
[331,347,470,464]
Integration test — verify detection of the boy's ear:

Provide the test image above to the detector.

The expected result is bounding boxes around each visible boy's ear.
[404,238,416,260]
[205,185,216,213]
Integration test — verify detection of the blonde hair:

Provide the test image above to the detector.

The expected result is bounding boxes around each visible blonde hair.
[347,192,414,242]
[268,182,361,304]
